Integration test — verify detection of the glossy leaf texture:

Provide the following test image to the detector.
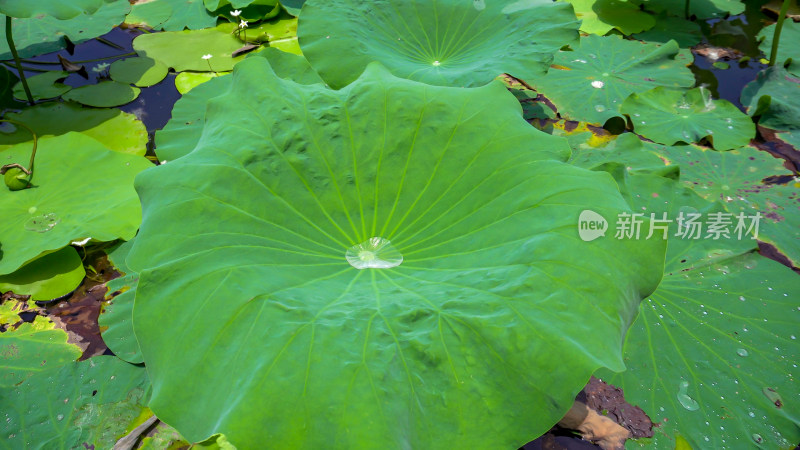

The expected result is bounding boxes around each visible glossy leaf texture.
[597,173,800,449]
[532,35,695,124]
[0,133,152,275]
[298,0,580,88]
[129,58,666,448]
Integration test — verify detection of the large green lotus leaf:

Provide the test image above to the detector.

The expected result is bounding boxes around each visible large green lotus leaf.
[622,86,755,150]
[156,48,323,161]
[0,0,131,60]
[561,0,656,35]
[129,58,665,448]
[100,239,143,364]
[0,102,147,156]
[62,81,140,107]
[741,66,800,131]
[0,0,104,20]
[298,0,580,88]
[0,133,152,275]
[0,315,81,388]
[633,14,703,47]
[533,35,695,124]
[133,24,251,72]
[0,356,151,449]
[0,246,84,301]
[13,71,70,102]
[758,21,800,76]
[658,144,800,267]
[110,57,169,87]
[597,174,800,449]
[633,0,744,19]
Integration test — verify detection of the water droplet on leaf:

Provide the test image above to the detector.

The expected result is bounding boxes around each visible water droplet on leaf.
[346,237,402,269]
[24,213,60,233]
[677,380,700,411]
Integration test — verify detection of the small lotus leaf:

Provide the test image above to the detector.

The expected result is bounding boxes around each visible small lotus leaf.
[597,173,800,449]
[0,0,131,60]
[533,35,695,124]
[298,0,580,88]
[110,57,169,87]
[634,0,744,19]
[0,0,105,20]
[741,66,800,131]
[561,0,656,35]
[13,71,71,102]
[633,14,703,47]
[133,24,252,72]
[0,102,148,156]
[1,356,151,449]
[622,86,755,150]
[0,315,81,388]
[758,21,800,76]
[0,247,85,301]
[0,133,152,275]
[62,81,140,107]
[129,58,665,448]
[568,131,668,174]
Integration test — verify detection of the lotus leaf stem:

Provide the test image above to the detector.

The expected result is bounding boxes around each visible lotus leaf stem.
[769,0,792,66]
[0,119,38,183]
[5,15,34,105]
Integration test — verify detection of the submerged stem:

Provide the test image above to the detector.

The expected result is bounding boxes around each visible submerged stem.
[769,0,792,66]
[5,15,34,105]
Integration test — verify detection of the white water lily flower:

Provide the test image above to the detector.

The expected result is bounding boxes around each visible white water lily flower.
[240,19,248,28]
[202,54,213,60]
[231,9,242,16]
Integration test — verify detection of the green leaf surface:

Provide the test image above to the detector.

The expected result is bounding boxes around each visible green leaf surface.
[758,21,800,76]
[280,0,305,16]
[13,71,71,102]
[298,0,580,88]
[0,0,105,20]
[622,86,755,150]
[561,0,656,35]
[0,102,148,156]
[533,35,695,124]
[0,133,151,275]
[110,57,169,87]
[567,131,669,175]
[101,239,143,364]
[634,0,744,19]
[0,247,85,301]
[162,0,217,30]
[133,24,252,72]
[129,58,665,448]
[124,0,174,29]
[0,0,132,60]
[741,66,800,131]
[62,81,140,107]
[0,316,81,388]
[156,49,323,161]
[658,144,800,267]
[633,14,703,47]
[597,174,800,450]
[174,71,230,94]
[0,356,151,450]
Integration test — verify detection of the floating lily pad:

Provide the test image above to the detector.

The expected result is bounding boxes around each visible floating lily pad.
[100,239,143,364]
[634,0,745,19]
[298,0,580,88]
[129,58,665,448]
[0,247,85,301]
[0,0,105,19]
[741,66,800,131]
[1,356,151,449]
[62,81,140,107]
[658,144,800,266]
[133,24,252,72]
[247,10,299,53]
[561,0,656,35]
[533,35,695,124]
[110,57,169,87]
[0,102,148,156]
[13,71,71,102]
[0,133,151,275]
[174,72,229,94]
[633,14,703,47]
[0,315,81,388]
[0,0,132,60]
[622,86,755,150]
[598,173,800,449]
[758,21,800,76]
